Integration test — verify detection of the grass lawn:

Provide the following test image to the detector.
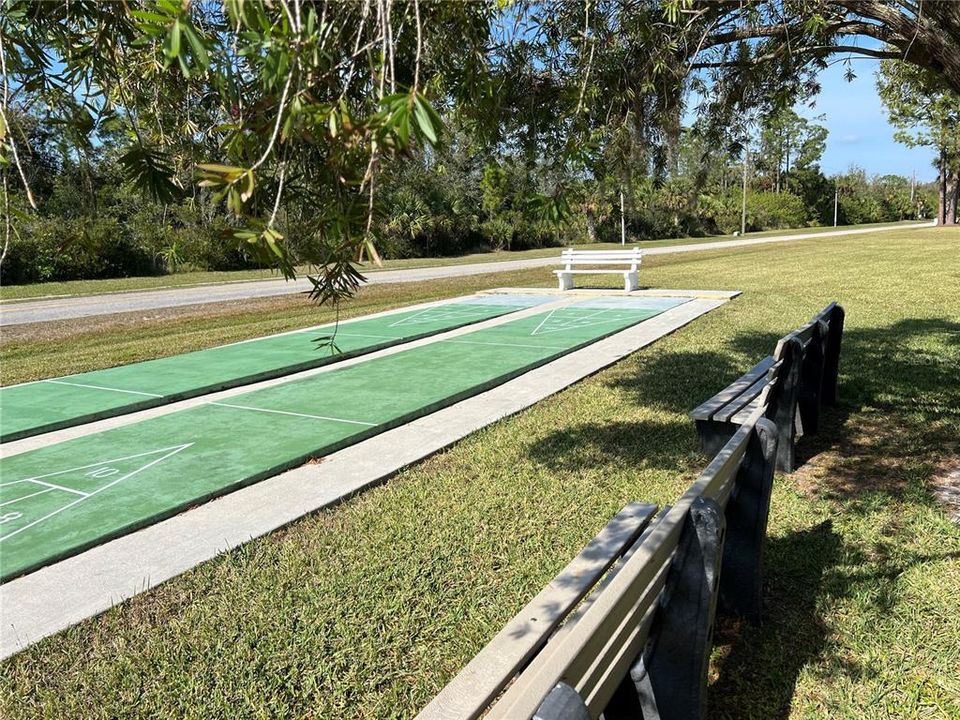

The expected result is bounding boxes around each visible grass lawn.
[1,226,958,719]
[0,220,922,302]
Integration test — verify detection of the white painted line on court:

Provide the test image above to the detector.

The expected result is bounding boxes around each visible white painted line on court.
[209,402,377,427]
[531,308,652,336]
[7,447,194,484]
[385,305,493,328]
[445,340,568,351]
[24,480,90,497]
[0,444,193,544]
[387,306,444,327]
[530,307,613,336]
[226,294,492,346]
[530,307,559,336]
[43,380,163,398]
[329,332,404,341]
[0,488,54,507]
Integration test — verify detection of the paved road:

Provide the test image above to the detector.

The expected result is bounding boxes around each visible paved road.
[0,223,930,326]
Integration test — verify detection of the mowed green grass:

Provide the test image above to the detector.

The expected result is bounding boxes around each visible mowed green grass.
[0,220,920,301]
[1,227,958,719]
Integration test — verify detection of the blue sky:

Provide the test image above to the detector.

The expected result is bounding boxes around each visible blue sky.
[796,59,936,181]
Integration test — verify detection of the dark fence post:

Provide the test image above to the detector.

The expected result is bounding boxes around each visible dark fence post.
[797,320,827,436]
[718,419,778,623]
[534,683,591,720]
[605,497,725,720]
[768,336,803,473]
[821,304,845,406]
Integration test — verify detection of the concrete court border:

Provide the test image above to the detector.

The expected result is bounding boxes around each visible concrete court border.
[0,292,577,457]
[0,291,735,659]
[2,289,543,391]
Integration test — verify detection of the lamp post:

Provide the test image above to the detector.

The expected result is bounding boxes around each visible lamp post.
[740,148,748,236]
[833,179,839,227]
[620,189,626,245]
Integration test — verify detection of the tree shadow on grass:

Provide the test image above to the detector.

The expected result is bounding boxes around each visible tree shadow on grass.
[783,318,959,509]
[680,316,960,427]
[707,523,960,720]
[605,350,747,415]
[708,519,842,720]
[603,318,960,491]
[705,318,960,718]
[526,418,696,474]
[725,317,960,427]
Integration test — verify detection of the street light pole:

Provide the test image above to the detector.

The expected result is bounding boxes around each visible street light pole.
[620,189,626,245]
[833,180,839,227]
[740,148,748,236]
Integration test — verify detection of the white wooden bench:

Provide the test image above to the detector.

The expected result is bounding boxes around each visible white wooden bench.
[554,248,643,292]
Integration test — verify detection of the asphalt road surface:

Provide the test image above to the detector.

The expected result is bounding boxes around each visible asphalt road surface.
[0,223,930,326]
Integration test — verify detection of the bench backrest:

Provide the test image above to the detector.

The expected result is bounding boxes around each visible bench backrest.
[559,248,643,269]
[814,302,845,406]
[420,414,779,720]
[483,417,778,719]
[728,301,842,473]
[766,302,845,468]
[415,502,658,720]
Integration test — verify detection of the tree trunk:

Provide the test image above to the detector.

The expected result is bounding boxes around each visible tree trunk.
[938,147,947,225]
[945,166,959,225]
[585,207,598,243]
[775,131,781,193]
[935,147,960,226]
[784,138,791,193]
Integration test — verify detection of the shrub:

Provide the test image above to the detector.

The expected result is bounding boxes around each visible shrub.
[1,216,159,284]
[747,191,807,230]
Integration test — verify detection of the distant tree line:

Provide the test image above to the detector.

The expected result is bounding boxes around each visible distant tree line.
[0,1,955,290]
[2,100,933,285]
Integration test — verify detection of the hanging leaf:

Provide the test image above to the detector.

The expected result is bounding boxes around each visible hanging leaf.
[183,23,210,70]
[413,94,443,146]
[163,20,181,66]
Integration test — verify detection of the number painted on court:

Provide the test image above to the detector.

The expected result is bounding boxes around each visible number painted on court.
[86,467,119,478]
[1,512,23,524]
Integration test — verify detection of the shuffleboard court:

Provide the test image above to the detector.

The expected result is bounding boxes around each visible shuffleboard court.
[0,296,690,580]
[0,295,551,442]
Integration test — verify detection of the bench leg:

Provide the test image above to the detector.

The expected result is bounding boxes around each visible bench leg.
[770,336,804,473]
[624,271,639,292]
[797,321,827,437]
[558,273,574,291]
[606,497,725,720]
[822,305,845,406]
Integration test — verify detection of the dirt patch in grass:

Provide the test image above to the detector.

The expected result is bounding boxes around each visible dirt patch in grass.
[931,460,960,524]
[789,410,917,499]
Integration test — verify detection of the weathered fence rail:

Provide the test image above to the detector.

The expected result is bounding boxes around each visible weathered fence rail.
[416,302,845,720]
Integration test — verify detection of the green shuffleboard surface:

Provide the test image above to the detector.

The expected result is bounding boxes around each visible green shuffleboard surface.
[0,295,550,442]
[0,297,690,580]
